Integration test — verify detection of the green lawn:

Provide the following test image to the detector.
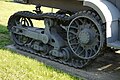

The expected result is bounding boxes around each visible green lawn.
[0,1,80,80]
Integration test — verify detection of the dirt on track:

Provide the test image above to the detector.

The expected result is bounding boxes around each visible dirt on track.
[7,45,120,80]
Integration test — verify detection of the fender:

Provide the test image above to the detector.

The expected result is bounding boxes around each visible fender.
[83,0,120,42]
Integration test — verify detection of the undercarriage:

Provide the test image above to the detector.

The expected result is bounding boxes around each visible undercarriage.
[8,5,105,68]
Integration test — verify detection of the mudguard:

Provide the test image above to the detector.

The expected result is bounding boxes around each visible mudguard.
[83,0,120,42]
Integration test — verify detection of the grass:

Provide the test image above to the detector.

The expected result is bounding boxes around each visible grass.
[0,24,11,48]
[0,48,77,80]
[0,1,80,80]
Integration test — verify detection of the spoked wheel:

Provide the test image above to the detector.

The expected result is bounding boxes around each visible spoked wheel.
[8,13,33,46]
[67,11,105,59]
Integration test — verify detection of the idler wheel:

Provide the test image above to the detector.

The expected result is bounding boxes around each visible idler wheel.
[8,12,33,46]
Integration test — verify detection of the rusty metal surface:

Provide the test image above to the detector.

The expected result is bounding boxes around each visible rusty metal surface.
[6,45,120,80]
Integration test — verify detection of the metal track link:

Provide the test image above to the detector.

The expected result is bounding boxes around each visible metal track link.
[11,11,69,21]
[15,44,84,68]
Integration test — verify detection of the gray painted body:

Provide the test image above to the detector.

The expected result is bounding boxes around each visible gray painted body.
[108,0,120,10]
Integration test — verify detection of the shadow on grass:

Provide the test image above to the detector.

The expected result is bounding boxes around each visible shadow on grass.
[0,24,12,48]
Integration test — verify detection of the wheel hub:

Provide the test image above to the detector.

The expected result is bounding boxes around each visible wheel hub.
[79,29,90,44]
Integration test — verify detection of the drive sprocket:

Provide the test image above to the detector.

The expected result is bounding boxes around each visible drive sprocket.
[67,10,105,59]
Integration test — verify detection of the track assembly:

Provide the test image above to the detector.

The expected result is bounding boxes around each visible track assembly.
[8,10,100,68]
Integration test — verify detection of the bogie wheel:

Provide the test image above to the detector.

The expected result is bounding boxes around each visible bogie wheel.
[8,12,33,46]
[67,11,105,59]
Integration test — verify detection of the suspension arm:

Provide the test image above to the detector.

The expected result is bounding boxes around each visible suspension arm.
[12,26,49,44]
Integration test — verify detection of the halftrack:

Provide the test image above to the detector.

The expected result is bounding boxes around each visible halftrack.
[8,0,120,68]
